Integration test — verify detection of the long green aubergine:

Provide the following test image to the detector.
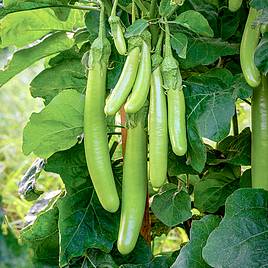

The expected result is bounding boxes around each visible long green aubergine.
[228,0,243,12]
[161,21,187,156]
[109,0,127,55]
[252,75,268,191]
[149,32,168,188]
[124,39,151,114]
[84,6,119,213]
[149,67,168,188]
[117,105,148,255]
[104,46,140,116]
[240,8,261,88]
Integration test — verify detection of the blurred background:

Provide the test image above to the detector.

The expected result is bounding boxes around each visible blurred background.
[0,55,63,233]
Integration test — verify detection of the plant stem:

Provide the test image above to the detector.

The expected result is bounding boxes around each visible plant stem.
[111,0,118,16]
[164,19,172,57]
[155,30,164,55]
[232,106,239,136]
[149,0,159,47]
[102,0,113,15]
[117,3,132,14]
[134,0,148,16]
[109,141,119,158]
[132,0,136,23]
[98,0,106,39]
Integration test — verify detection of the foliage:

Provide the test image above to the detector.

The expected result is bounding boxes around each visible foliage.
[0,0,268,267]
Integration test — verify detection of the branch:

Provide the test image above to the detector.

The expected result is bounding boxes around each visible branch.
[2,3,100,15]
[232,106,239,136]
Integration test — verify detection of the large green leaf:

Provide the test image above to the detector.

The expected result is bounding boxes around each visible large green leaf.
[159,0,177,17]
[21,205,59,267]
[30,58,86,103]
[82,249,118,267]
[168,151,198,176]
[2,0,71,21]
[185,69,236,172]
[0,1,47,19]
[0,8,84,48]
[45,143,90,194]
[171,32,188,59]
[125,19,149,38]
[171,215,221,268]
[112,236,153,266]
[147,254,178,268]
[203,188,268,268]
[178,36,239,69]
[151,183,192,227]
[219,7,241,40]
[58,186,120,267]
[185,69,235,142]
[231,74,253,99]
[23,89,84,158]
[45,143,121,267]
[255,33,268,75]
[4,0,68,7]
[0,32,74,87]
[121,253,177,268]
[194,165,240,213]
[174,10,214,37]
[187,125,206,173]
[217,127,251,166]
[186,0,219,34]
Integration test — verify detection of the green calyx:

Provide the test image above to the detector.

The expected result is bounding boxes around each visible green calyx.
[152,30,164,70]
[88,2,111,67]
[108,15,121,25]
[128,30,151,51]
[161,19,182,89]
[126,101,149,129]
[141,30,152,46]
[161,55,182,90]
[88,37,111,67]
[109,16,125,42]
[152,53,163,70]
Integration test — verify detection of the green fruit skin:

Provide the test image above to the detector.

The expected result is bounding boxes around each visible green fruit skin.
[110,18,127,55]
[84,62,120,213]
[104,47,140,116]
[252,75,268,191]
[167,87,187,156]
[114,23,127,55]
[228,0,243,12]
[149,67,168,188]
[124,41,151,114]
[240,8,261,88]
[117,118,147,255]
